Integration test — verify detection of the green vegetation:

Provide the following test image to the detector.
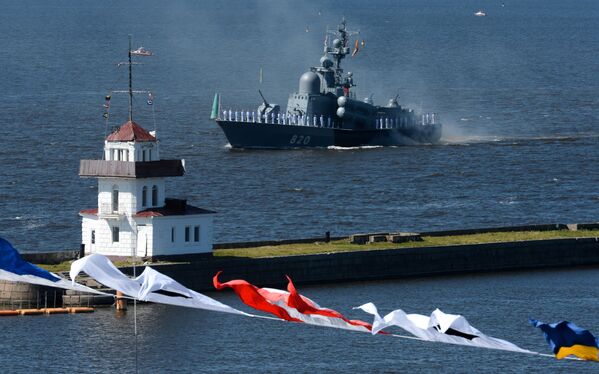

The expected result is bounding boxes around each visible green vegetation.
[38,260,144,274]
[34,229,599,270]
[213,229,599,258]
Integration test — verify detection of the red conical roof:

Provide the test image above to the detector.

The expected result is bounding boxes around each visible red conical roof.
[106,121,156,142]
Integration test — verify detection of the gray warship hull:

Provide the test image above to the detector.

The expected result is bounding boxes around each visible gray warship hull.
[212,19,443,150]
[216,120,442,149]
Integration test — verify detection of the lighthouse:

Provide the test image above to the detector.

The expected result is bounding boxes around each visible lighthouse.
[78,121,214,258]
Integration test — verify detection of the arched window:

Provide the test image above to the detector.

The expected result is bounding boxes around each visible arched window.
[112,186,119,212]
[142,186,147,207]
[152,185,158,206]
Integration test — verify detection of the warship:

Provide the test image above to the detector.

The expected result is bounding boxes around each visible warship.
[212,19,442,149]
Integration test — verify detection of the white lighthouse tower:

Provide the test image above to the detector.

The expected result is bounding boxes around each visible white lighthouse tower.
[79,40,214,258]
[79,121,214,258]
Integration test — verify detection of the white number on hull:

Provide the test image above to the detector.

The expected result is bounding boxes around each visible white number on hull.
[289,135,311,145]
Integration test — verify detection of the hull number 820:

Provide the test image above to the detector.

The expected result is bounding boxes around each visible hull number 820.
[290,135,311,145]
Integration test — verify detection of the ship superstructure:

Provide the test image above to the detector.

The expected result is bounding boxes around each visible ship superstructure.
[213,19,442,149]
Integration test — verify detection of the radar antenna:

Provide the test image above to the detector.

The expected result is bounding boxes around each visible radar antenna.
[324,18,359,90]
[325,18,359,68]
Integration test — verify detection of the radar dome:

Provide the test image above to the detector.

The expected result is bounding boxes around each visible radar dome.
[299,72,321,94]
[320,56,333,69]
[333,38,341,48]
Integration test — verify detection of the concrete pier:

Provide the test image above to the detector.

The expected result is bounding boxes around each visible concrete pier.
[121,236,599,292]
[0,281,62,309]
[9,222,599,304]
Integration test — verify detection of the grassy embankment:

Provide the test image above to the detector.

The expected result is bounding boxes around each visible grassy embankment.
[37,229,599,272]
[39,260,136,274]
[213,229,599,258]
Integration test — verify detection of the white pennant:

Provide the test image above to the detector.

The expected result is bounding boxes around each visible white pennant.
[356,302,532,353]
[70,254,247,316]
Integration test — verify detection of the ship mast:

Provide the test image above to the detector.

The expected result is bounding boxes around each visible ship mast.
[325,19,359,89]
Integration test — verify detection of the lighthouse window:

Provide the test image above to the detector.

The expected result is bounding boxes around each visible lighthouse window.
[91,230,95,244]
[194,226,200,242]
[171,227,175,243]
[151,185,158,206]
[185,226,190,242]
[112,188,119,212]
[112,226,120,243]
[142,186,147,207]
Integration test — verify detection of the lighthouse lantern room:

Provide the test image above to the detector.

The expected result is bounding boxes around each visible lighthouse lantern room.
[79,120,214,258]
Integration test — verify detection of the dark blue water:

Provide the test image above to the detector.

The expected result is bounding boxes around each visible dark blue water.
[1,0,598,251]
[2,268,599,373]
[1,2,599,371]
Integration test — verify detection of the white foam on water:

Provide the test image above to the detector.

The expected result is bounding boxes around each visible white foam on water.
[327,145,383,151]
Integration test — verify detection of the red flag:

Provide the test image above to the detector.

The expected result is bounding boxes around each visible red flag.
[285,275,373,331]
[213,271,301,322]
[352,39,360,57]
[214,272,375,332]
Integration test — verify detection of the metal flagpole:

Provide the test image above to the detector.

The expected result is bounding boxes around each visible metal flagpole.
[128,34,138,374]
[132,226,138,374]
[128,35,133,122]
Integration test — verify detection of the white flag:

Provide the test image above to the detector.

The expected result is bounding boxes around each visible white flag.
[70,253,247,316]
[356,302,531,353]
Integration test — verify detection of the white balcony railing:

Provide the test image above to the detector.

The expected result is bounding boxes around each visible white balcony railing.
[98,203,126,218]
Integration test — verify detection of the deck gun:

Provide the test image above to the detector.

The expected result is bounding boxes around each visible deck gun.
[257,89,280,118]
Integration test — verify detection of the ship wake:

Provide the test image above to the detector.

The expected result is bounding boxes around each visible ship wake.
[327,145,384,151]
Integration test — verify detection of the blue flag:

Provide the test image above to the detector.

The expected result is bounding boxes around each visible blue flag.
[0,237,60,282]
[531,319,599,361]
[0,237,105,295]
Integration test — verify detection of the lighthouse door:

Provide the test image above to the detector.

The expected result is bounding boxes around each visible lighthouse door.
[136,225,149,258]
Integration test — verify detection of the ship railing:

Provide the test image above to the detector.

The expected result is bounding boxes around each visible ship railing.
[374,116,413,130]
[373,113,439,129]
[220,110,338,128]
[421,113,438,126]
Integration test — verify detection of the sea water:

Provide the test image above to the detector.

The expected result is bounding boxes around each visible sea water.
[1,268,598,373]
[0,0,598,251]
[0,1,598,372]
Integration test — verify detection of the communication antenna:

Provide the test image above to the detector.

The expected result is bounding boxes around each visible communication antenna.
[115,35,153,122]
[116,34,154,374]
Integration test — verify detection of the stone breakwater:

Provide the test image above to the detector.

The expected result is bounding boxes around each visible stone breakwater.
[0,281,63,309]
[123,236,599,292]
[7,223,599,302]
